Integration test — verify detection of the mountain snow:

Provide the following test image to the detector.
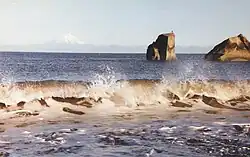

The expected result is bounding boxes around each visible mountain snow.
[62,33,84,44]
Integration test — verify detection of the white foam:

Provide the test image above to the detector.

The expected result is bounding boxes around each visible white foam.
[22,131,31,134]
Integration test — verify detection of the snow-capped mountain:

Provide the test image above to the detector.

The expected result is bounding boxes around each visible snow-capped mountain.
[56,33,85,45]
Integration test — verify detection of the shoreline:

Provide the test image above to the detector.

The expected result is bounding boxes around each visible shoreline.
[1,100,250,133]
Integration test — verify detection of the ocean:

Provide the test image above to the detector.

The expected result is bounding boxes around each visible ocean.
[0,52,249,157]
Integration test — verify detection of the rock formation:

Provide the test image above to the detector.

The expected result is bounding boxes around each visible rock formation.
[0,102,6,109]
[205,34,250,61]
[62,107,85,115]
[146,32,177,61]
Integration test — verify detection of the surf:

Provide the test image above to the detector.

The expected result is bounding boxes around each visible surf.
[0,78,250,114]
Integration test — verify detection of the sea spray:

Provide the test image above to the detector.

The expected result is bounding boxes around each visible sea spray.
[0,78,250,111]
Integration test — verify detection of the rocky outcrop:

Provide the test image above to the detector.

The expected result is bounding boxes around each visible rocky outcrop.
[205,34,250,61]
[62,107,85,115]
[146,32,177,61]
[52,96,102,108]
[171,101,192,108]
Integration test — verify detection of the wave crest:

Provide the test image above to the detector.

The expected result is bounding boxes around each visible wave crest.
[0,78,250,106]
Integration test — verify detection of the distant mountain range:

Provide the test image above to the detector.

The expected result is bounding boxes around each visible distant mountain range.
[0,43,212,53]
[0,33,212,53]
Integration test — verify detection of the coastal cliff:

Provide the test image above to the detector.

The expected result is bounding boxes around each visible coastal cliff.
[146,32,177,61]
[205,34,250,61]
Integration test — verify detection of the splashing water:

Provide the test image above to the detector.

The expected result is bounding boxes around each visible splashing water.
[90,66,119,88]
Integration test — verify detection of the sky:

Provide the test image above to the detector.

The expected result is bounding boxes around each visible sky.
[0,0,249,46]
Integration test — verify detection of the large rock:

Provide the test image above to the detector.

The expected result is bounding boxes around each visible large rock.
[205,34,250,61]
[146,32,177,61]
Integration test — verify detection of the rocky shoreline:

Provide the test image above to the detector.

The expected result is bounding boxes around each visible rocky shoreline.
[0,92,250,133]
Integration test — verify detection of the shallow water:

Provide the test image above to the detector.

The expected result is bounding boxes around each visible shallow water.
[1,112,249,157]
[0,52,250,156]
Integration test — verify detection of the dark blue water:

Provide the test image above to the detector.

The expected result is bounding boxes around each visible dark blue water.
[1,52,250,83]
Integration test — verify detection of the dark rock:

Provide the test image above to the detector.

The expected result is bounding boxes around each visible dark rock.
[38,98,50,107]
[0,152,10,157]
[62,107,85,115]
[192,100,199,103]
[233,125,244,132]
[186,94,202,100]
[202,95,229,109]
[44,132,59,141]
[17,101,26,107]
[203,110,218,114]
[171,101,192,108]
[164,90,180,100]
[230,102,237,106]
[47,120,59,124]
[146,32,177,61]
[202,95,250,111]
[216,117,226,120]
[32,111,40,116]
[76,100,93,108]
[52,96,101,108]
[204,34,250,61]
[96,97,102,103]
[226,95,250,106]
[176,110,191,112]
[0,102,6,109]
[70,128,78,132]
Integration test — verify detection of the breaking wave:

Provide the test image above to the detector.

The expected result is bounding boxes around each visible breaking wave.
[0,65,250,121]
[1,78,250,107]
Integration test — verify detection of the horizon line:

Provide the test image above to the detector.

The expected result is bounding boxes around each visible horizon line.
[0,43,213,48]
[0,51,207,54]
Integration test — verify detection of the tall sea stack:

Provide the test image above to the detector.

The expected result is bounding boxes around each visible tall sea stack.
[146,32,176,61]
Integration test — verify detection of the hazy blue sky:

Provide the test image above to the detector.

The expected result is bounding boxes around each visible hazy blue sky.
[0,0,249,46]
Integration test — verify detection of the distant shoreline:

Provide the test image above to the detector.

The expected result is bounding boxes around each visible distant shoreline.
[0,51,207,54]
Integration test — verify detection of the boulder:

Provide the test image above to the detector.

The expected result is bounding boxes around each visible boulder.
[146,31,177,61]
[0,102,6,109]
[202,95,228,109]
[62,107,85,115]
[52,96,101,108]
[202,95,250,111]
[171,101,192,108]
[17,101,26,107]
[205,34,250,61]
[38,98,50,107]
